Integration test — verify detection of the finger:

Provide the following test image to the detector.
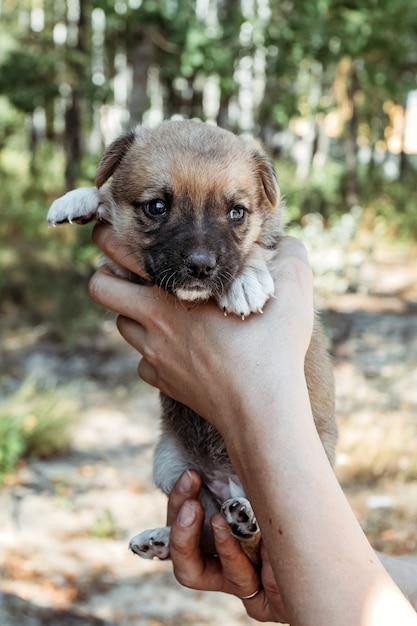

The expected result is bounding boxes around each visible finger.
[276,235,310,266]
[170,501,225,592]
[271,236,313,291]
[259,543,288,622]
[259,541,280,592]
[92,224,145,275]
[89,266,158,320]
[88,265,133,313]
[116,315,146,353]
[211,514,261,599]
[210,516,281,621]
[211,520,283,622]
[167,471,202,526]
[116,316,173,395]
[137,358,159,388]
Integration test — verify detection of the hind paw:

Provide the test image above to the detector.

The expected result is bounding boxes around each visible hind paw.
[222,497,259,539]
[129,527,171,560]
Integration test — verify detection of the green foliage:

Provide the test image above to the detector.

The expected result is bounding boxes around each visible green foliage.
[0,97,23,146]
[0,418,25,480]
[90,509,122,539]
[0,378,78,485]
[0,49,59,114]
[0,0,417,347]
[277,158,347,223]
[359,169,417,240]
[181,25,210,77]
[0,139,105,340]
[278,156,417,241]
[0,224,103,341]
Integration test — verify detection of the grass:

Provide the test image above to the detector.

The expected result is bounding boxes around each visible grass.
[336,411,417,485]
[90,508,123,540]
[0,376,79,485]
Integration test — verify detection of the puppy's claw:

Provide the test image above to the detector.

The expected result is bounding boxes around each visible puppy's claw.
[241,313,246,321]
[223,307,228,317]
[257,308,264,314]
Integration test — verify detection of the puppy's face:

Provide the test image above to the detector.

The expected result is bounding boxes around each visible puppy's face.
[96,120,282,302]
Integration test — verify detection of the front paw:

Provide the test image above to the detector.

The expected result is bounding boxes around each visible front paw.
[217,259,274,319]
[222,497,259,539]
[47,186,111,226]
[129,527,171,560]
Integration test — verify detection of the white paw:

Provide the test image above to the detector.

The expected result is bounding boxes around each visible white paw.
[47,186,112,226]
[129,527,171,560]
[222,497,259,539]
[217,258,274,319]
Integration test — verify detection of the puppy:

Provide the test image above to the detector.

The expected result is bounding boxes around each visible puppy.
[48,119,337,564]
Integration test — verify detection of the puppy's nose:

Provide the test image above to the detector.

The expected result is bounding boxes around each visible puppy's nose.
[185,250,217,278]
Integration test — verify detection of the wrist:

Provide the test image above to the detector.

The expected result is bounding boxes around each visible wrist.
[218,357,311,473]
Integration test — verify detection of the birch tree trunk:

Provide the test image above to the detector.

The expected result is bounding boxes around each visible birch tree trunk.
[64,0,87,190]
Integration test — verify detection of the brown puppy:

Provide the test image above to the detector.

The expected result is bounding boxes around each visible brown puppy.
[48,119,337,564]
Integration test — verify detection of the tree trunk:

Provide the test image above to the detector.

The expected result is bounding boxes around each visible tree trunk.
[64,88,82,189]
[296,117,317,180]
[345,66,360,208]
[28,113,39,176]
[399,104,408,178]
[64,0,87,190]
[312,115,330,169]
[129,28,155,127]
[189,78,204,120]
[217,94,230,129]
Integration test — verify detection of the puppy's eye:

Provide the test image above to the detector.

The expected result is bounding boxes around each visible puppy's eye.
[229,206,246,222]
[143,199,169,218]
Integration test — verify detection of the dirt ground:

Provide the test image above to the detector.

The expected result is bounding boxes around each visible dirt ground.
[1,243,417,625]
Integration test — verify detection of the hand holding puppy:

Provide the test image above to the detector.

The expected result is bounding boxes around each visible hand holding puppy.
[90,225,417,625]
[89,225,316,437]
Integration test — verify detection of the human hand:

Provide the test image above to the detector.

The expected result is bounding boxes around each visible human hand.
[166,470,289,623]
[88,227,417,625]
[89,225,314,440]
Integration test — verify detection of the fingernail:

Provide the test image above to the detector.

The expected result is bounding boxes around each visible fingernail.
[178,501,196,528]
[178,470,194,494]
[212,520,231,543]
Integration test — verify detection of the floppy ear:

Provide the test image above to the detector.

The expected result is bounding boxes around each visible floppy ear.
[240,135,280,209]
[95,130,136,188]
[251,148,280,209]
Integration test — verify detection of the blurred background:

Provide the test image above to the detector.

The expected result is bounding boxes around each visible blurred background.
[1,1,417,625]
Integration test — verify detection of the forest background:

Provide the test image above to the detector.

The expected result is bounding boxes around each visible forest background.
[1,0,417,338]
[1,2,417,624]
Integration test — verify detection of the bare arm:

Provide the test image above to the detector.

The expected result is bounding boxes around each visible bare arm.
[89,224,417,625]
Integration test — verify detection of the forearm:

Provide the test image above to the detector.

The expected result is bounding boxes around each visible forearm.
[377,552,417,610]
[222,364,417,626]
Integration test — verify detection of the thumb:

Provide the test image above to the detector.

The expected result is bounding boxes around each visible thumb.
[138,357,158,387]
